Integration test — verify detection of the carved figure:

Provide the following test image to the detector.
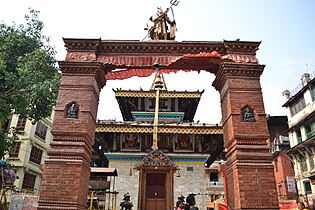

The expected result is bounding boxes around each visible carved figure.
[242,107,255,122]
[67,103,78,118]
[145,7,176,40]
[120,193,133,210]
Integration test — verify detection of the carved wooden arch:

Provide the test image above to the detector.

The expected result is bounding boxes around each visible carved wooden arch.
[140,149,172,167]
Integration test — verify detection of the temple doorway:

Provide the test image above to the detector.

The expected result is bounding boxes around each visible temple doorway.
[145,172,166,209]
[137,150,175,210]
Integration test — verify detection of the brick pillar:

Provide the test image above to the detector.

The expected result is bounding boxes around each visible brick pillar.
[213,62,279,210]
[38,61,106,209]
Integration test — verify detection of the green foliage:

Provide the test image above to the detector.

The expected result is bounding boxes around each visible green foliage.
[0,9,60,158]
[0,128,18,159]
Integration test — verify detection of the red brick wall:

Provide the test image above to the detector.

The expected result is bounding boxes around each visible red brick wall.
[273,153,297,200]
[38,62,105,210]
[213,63,279,209]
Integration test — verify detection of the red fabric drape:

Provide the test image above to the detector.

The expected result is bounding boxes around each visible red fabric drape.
[104,51,221,80]
[102,51,259,80]
[105,68,197,80]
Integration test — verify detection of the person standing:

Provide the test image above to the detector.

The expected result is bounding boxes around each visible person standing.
[185,194,199,210]
[175,194,185,210]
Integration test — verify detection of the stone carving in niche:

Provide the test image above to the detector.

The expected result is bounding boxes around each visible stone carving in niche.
[242,107,255,122]
[66,103,79,118]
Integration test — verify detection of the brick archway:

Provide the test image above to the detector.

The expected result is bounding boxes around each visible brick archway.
[38,39,279,210]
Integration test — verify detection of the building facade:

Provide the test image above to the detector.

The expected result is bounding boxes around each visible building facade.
[5,112,54,195]
[267,115,297,203]
[283,72,315,208]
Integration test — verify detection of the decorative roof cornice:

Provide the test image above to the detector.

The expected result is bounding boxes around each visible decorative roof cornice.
[98,40,225,56]
[223,40,261,55]
[212,62,265,91]
[114,89,203,98]
[64,38,101,52]
[63,38,261,56]
[95,124,223,135]
[58,61,106,89]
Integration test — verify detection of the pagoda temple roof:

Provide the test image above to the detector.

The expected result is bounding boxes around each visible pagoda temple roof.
[114,89,203,122]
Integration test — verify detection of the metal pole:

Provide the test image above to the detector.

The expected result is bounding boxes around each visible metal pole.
[89,191,94,210]
[152,66,162,150]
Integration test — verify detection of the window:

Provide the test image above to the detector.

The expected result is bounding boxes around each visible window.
[296,130,302,144]
[22,172,36,190]
[305,122,315,139]
[290,98,306,116]
[303,180,312,194]
[210,172,218,182]
[9,142,21,158]
[35,121,47,140]
[16,117,26,132]
[29,146,43,165]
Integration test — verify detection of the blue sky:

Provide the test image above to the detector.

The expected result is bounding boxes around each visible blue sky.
[1,0,315,123]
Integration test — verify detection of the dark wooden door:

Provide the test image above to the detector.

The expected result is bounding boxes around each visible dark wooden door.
[145,173,166,210]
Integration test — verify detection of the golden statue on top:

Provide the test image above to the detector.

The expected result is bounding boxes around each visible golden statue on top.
[144,0,179,41]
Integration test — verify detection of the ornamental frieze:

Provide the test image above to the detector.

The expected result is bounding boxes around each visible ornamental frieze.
[95,124,223,134]
[223,40,260,55]
[96,41,226,56]
[114,90,203,98]
[66,52,96,61]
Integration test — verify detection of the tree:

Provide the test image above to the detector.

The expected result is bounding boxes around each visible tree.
[0,9,60,159]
